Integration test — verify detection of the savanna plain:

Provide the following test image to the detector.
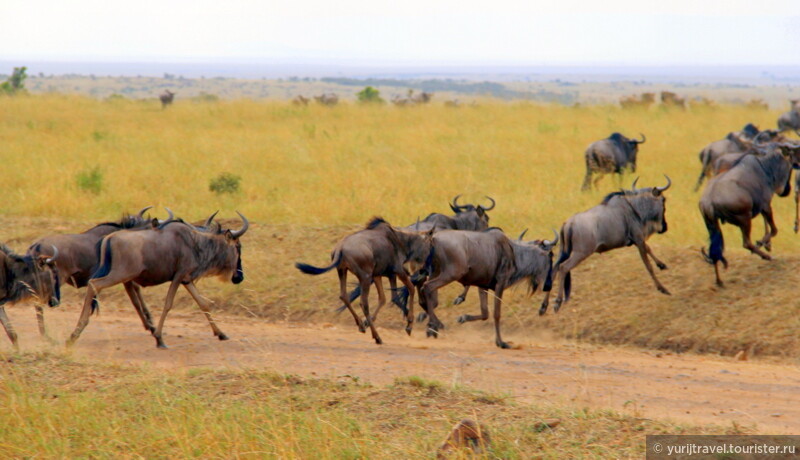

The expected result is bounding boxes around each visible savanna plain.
[2,94,800,458]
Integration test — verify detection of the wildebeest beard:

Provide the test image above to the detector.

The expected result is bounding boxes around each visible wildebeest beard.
[0,246,60,306]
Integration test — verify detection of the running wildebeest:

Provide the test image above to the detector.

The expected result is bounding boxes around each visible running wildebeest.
[314,93,339,106]
[296,217,433,345]
[660,91,686,109]
[777,99,800,135]
[159,90,175,109]
[710,130,786,178]
[581,133,646,191]
[0,244,59,348]
[292,95,310,106]
[700,146,798,286]
[26,206,164,337]
[418,228,557,348]
[694,123,762,190]
[342,195,497,319]
[66,212,249,348]
[540,176,672,315]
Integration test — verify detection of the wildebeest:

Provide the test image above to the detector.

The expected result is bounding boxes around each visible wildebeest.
[292,95,310,106]
[660,91,686,109]
[314,93,339,106]
[540,177,672,315]
[777,99,800,135]
[402,195,495,233]
[296,217,432,345]
[419,228,557,348]
[709,130,786,178]
[66,212,249,348]
[391,90,433,107]
[694,124,762,190]
[159,90,175,109]
[26,206,162,337]
[619,93,655,109]
[700,146,797,286]
[581,133,646,191]
[0,244,59,348]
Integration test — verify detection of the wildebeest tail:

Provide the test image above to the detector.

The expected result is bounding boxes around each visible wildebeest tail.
[91,239,114,280]
[296,250,342,275]
[701,210,727,267]
[557,224,573,302]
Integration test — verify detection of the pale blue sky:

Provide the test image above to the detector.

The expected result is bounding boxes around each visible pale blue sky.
[2,0,799,66]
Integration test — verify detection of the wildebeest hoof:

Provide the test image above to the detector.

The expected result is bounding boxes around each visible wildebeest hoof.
[453,296,465,305]
[553,302,562,313]
[363,317,371,328]
[426,327,439,338]
[416,312,428,323]
[657,262,667,270]
[457,315,468,324]
[538,305,548,316]
[157,343,168,349]
[218,333,230,341]
[496,340,512,349]
[374,337,383,345]
[405,325,413,336]
[761,254,772,261]
[658,286,671,295]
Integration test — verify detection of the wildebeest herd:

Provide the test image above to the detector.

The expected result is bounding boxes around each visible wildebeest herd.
[1,101,800,350]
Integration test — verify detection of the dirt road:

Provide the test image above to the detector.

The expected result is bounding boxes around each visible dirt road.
[4,305,800,434]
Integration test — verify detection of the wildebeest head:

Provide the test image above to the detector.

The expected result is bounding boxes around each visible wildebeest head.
[448,195,496,229]
[608,132,646,157]
[396,227,435,274]
[626,175,671,234]
[510,229,558,293]
[0,244,60,307]
[741,123,760,139]
[187,212,249,284]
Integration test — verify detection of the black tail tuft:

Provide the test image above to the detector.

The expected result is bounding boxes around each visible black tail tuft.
[564,272,572,302]
[391,286,410,316]
[91,297,100,315]
[296,251,342,275]
[91,240,114,279]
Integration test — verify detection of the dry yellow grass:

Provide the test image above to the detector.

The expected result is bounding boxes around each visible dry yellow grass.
[2,95,799,357]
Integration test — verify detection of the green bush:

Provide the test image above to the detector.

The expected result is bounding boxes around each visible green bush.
[76,167,103,194]
[0,66,28,96]
[356,86,384,104]
[209,172,241,194]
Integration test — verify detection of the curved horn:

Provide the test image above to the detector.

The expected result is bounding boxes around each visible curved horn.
[452,194,468,211]
[136,206,153,219]
[518,228,528,241]
[204,210,219,228]
[415,216,420,231]
[158,207,175,225]
[631,177,640,190]
[634,133,646,144]
[230,211,249,238]
[45,246,58,264]
[543,229,559,247]
[479,196,496,211]
[656,175,672,192]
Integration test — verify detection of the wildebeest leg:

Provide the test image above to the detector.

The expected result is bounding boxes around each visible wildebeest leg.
[0,307,19,349]
[132,283,155,332]
[581,169,593,191]
[756,207,778,252]
[736,217,772,260]
[338,268,365,333]
[183,282,229,341]
[396,271,416,335]
[422,277,451,338]
[694,170,707,192]
[457,287,488,323]
[645,244,668,270]
[636,243,671,295]
[795,189,800,233]
[493,287,511,349]
[416,284,429,323]
[123,281,155,334]
[358,277,382,345]
[153,279,182,349]
[593,173,605,190]
[453,286,470,305]
[33,304,56,344]
[363,276,386,327]
[67,282,104,346]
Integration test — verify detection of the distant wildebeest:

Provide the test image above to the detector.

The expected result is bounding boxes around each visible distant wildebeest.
[660,91,686,109]
[619,93,655,109]
[745,99,769,110]
[292,95,310,106]
[391,90,433,107]
[700,145,798,286]
[694,123,762,191]
[419,228,557,348]
[314,93,339,106]
[0,244,59,348]
[296,217,433,345]
[159,90,175,109]
[777,99,800,135]
[66,213,249,348]
[26,206,163,337]
[581,133,646,191]
[540,177,672,315]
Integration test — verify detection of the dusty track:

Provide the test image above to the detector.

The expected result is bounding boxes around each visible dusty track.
[3,304,800,434]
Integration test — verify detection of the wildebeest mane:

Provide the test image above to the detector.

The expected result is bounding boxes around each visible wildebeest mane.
[607,132,626,150]
[365,216,389,230]
[86,214,143,232]
[601,190,627,205]
[180,230,236,280]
